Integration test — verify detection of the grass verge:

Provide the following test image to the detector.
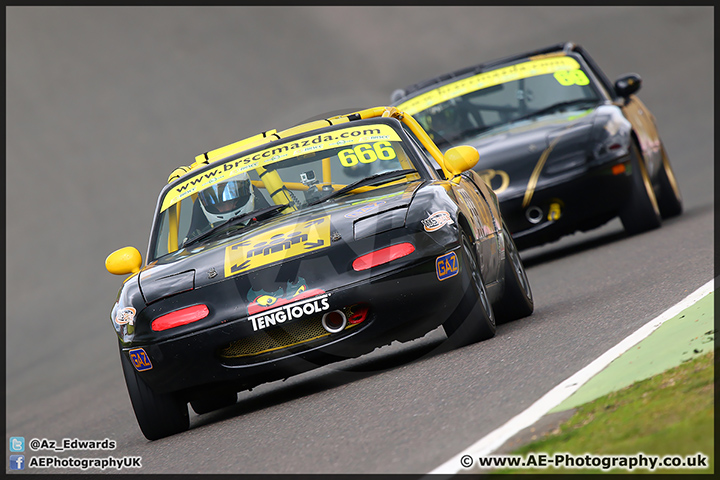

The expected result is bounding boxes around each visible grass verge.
[496,349,714,474]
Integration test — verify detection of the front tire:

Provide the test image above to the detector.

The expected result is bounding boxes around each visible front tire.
[120,345,189,440]
[191,392,238,415]
[619,141,661,235]
[656,145,683,219]
[442,233,496,348]
[494,225,533,323]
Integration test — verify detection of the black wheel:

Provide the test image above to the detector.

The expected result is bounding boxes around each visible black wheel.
[619,141,661,235]
[656,145,683,219]
[442,233,496,348]
[494,225,533,323]
[191,392,238,415]
[119,345,189,440]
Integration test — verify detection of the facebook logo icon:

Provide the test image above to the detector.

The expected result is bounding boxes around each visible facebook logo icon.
[9,455,25,470]
[9,437,24,452]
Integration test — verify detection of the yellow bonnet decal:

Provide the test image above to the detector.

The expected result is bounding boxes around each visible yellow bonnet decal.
[224,216,331,278]
[397,56,581,114]
[161,124,402,212]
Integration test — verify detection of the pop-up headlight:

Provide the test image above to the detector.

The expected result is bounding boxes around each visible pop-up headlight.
[140,270,195,304]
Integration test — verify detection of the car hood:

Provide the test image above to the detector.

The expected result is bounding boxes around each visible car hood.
[462,109,598,199]
[137,181,421,304]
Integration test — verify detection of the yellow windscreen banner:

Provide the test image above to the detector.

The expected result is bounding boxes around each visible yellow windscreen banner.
[224,216,331,278]
[161,124,402,212]
[397,56,581,115]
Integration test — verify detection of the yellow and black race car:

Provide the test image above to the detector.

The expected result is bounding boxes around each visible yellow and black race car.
[391,42,683,249]
[105,106,533,440]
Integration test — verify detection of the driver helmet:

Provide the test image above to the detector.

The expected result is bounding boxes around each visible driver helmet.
[197,173,255,224]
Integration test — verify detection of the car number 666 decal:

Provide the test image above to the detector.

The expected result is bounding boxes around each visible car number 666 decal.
[338,141,397,167]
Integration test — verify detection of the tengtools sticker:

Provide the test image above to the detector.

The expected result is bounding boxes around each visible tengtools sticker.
[246,277,324,315]
[248,293,331,332]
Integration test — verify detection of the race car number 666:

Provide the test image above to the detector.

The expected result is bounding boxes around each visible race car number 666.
[339,141,396,167]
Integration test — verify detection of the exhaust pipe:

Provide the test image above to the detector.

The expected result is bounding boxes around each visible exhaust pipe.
[321,310,347,333]
[525,206,544,224]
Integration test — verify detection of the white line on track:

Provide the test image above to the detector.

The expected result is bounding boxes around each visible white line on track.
[428,277,715,475]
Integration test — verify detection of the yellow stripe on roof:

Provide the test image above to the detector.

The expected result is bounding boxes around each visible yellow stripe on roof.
[397,56,580,115]
[161,123,402,212]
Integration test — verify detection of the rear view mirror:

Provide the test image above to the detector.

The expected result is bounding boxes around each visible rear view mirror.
[614,73,642,98]
[106,246,142,275]
[443,145,479,177]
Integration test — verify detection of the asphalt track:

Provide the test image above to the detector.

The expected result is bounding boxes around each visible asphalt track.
[5,6,714,474]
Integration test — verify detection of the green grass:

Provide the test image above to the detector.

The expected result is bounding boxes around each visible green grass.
[496,350,714,474]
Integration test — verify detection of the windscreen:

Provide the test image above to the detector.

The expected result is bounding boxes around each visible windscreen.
[397,55,601,148]
[150,122,421,259]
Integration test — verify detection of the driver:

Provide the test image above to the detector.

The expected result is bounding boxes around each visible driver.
[197,173,255,225]
[428,106,462,140]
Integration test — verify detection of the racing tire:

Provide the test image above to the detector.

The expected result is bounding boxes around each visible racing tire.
[619,141,661,235]
[493,225,533,323]
[656,145,683,219]
[442,233,496,348]
[120,345,189,440]
[191,392,238,415]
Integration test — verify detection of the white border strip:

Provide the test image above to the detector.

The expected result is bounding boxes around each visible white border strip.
[429,278,715,475]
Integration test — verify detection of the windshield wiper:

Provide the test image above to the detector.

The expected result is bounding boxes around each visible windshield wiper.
[513,99,599,123]
[306,169,418,206]
[181,203,290,248]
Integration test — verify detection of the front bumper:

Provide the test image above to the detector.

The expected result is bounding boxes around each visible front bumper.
[120,252,467,397]
[500,156,633,249]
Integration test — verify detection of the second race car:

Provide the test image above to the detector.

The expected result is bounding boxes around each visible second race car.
[391,42,683,249]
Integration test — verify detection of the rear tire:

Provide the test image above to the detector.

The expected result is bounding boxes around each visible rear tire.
[494,225,533,323]
[442,233,496,348]
[656,145,683,219]
[120,345,189,440]
[619,141,661,235]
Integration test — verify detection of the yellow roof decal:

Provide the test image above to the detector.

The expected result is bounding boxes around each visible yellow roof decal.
[161,123,402,212]
[397,56,581,114]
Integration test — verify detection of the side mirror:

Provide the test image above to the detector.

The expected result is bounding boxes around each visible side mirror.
[443,145,479,177]
[105,246,142,275]
[614,73,642,98]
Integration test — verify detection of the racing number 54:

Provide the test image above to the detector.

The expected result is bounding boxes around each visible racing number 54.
[339,141,396,167]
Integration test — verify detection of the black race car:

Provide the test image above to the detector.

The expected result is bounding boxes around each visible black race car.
[391,42,683,249]
[105,106,533,440]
